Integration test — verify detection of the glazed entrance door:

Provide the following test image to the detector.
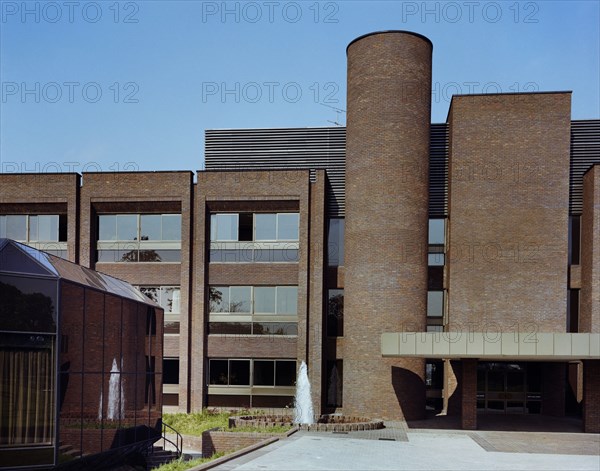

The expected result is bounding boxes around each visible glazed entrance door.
[478,364,527,413]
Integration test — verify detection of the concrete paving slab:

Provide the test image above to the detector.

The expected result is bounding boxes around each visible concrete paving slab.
[210,431,600,471]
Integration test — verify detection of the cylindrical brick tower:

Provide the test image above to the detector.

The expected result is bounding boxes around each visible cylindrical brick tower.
[344,31,432,420]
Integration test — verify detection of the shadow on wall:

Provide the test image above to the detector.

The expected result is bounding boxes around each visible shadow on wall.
[391,365,426,421]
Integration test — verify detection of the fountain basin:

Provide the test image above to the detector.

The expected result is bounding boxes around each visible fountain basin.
[229,415,384,432]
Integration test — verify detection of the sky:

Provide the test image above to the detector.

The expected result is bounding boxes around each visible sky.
[0,0,599,174]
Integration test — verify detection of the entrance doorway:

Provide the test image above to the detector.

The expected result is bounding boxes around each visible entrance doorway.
[477,362,541,414]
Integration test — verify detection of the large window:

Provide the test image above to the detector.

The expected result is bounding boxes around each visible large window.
[211,213,299,242]
[208,286,298,336]
[97,214,181,262]
[327,218,344,266]
[209,359,296,387]
[0,214,68,258]
[327,289,344,337]
[428,218,446,331]
[138,286,181,334]
[210,212,299,263]
[210,286,297,315]
[427,290,445,331]
[326,360,343,407]
[163,358,180,385]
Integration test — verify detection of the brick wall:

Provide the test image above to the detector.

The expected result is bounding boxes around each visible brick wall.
[461,360,477,430]
[582,360,600,433]
[0,173,80,261]
[192,170,323,412]
[79,171,192,410]
[447,92,571,333]
[201,429,281,457]
[580,165,600,333]
[344,31,431,420]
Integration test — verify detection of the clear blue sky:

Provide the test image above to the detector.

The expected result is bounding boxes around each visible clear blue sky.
[1,0,598,173]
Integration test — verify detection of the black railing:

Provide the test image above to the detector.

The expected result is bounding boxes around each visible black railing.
[160,421,182,459]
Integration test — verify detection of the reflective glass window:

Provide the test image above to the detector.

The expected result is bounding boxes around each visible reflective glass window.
[209,287,229,313]
[254,287,276,314]
[98,215,117,241]
[429,219,445,245]
[252,322,297,335]
[428,253,445,266]
[141,215,161,240]
[209,360,228,385]
[28,216,38,241]
[327,289,344,337]
[255,214,277,241]
[327,218,345,266]
[116,215,137,240]
[427,291,444,317]
[277,213,299,240]
[162,214,181,241]
[5,215,27,241]
[229,360,250,385]
[230,287,251,313]
[277,287,297,315]
[275,361,296,386]
[253,360,275,386]
[37,215,58,242]
[0,275,57,332]
[215,214,238,241]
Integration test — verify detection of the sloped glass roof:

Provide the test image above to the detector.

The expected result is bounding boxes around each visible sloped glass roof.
[0,238,158,306]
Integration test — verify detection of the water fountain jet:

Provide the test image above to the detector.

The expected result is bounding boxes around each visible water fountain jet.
[293,361,314,425]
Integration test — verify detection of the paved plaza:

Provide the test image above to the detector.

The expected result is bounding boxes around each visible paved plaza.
[209,424,600,471]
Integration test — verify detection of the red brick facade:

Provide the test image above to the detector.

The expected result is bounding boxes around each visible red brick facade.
[1,32,598,435]
[344,31,431,420]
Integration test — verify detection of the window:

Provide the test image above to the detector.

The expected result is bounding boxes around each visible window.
[229,360,250,385]
[428,253,445,266]
[208,359,251,386]
[254,287,276,313]
[276,286,297,315]
[326,360,343,407]
[327,218,345,266]
[210,212,299,242]
[1,215,26,240]
[327,289,344,337]
[209,359,296,387]
[209,286,298,315]
[253,360,275,386]
[139,286,181,334]
[98,214,181,241]
[428,219,446,268]
[427,291,444,317]
[163,359,180,385]
[255,214,277,241]
[209,286,298,336]
[569,216,581,265]
[97,213,181,263]
[139,286,180,314]
[230,286,252,313]
[428,219,446,246]
[0,214,68,257]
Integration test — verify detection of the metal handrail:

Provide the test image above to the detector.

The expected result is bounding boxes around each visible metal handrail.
[160,422,183,459]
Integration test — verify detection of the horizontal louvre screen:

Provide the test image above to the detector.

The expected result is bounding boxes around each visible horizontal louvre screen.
[205,121,598,218]
[570,120,600,215]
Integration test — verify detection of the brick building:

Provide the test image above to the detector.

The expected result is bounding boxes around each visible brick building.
[1,31,599,433]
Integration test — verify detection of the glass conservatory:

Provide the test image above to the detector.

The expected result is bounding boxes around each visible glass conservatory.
[0,239,163,469]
